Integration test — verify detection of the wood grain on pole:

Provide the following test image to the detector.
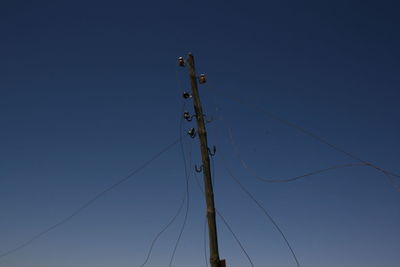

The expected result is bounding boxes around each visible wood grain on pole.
[186,53,221,267]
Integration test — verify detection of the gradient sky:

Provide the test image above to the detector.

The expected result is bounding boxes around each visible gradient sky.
[1,1,399,267]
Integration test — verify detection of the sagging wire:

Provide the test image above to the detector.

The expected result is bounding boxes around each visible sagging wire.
[218,151,301,267]
[209,89,398,188]
[140,192,186,267]
[169,98,193,267]
[212,116,300,267]
[0,137,182,261]
[226,126,369,183]
[179,136,212,267]
[193,171,255,267]
[215,90,400,191]
[216,209,255,267]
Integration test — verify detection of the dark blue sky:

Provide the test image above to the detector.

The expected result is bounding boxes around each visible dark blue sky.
[1,1,399,267]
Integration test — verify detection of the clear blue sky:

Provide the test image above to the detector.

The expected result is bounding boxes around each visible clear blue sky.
[1,1,399,267]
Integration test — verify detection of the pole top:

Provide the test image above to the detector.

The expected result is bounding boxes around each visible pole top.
[187,52,194,60]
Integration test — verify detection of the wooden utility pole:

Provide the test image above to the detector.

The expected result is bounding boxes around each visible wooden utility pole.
[186,53,222,267]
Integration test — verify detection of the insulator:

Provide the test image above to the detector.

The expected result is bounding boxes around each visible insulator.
[187,128,196,138]
[183,111,191,120]
[199,74,206,84]
[182,92,192,99]
[178,56,185,67]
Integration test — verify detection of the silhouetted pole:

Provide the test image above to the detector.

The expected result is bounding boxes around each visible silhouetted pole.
[186,53,222,267]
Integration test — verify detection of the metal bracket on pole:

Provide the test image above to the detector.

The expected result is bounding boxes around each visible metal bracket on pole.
[195,164,204,173]
[208,146,216,156]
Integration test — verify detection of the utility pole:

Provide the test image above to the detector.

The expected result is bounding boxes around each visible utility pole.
[179,53,223,267]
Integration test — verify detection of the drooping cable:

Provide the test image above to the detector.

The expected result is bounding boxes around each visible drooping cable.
[168,103,192,267]
[214,90,400,190]
[187,141,208,267]
[184,88,255,266]
[212,112,300,267]
[193,171,255,267]
[140,192,186,267]
[210,96,369,183]
[226,126,369,183]
[218,152,301,267]
[0,137,182,260]
[140,115,189,266]
[216,210,255,267]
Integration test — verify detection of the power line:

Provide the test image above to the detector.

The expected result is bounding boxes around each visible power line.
[218,152,301,267]
[212,116,301,267]
[0,137,182,261]
[226,125,369,183]
[168,155,190,267]
[216,210,255,267]
[193,171,255,267]
[140,70,193,267]
[249,163,367,183]
[213,105,369,183]
[214,91,400,190]
[140,192,186,267]
[168,108,193,267]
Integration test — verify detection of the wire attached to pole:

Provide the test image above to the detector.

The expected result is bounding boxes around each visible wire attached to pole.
[218,152,301,267]
[226,125,370,183]
[213,89,400,191]
[193,171,255,267]
[213,116,301,267]
[0,137,183,261]
[140,192,186,267]
[169,100,193,267]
